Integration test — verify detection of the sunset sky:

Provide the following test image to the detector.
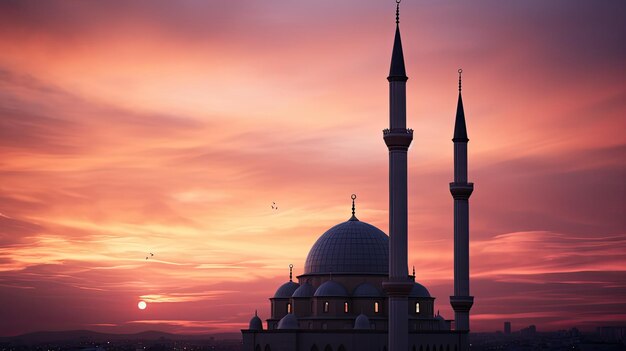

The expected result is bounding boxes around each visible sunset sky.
[0,0,625,336]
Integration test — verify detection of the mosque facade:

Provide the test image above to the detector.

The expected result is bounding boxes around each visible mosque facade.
[242,3,473,351]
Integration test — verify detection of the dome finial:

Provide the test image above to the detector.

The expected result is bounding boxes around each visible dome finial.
[289,264,293,282]
[395,0,401,24]
[255,309,258,317]
[350,194,359,221]
[412,265,415,277]
[458,68,463,92]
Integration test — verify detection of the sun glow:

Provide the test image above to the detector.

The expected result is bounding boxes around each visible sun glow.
[137,301,147,310]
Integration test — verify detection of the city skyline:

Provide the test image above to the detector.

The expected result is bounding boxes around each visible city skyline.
[0,0,624,337]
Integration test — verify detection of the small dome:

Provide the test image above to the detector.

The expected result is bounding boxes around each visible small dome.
[354,313,371,330]
[410,282,431,297]
[314,280,349,297]
[435,312,448,330]
[277,313,298,330]
[248,312,262,331]
[292,283,315,298]
[353,283,382,297]
[305,220,389,274]
[274,281,300,298]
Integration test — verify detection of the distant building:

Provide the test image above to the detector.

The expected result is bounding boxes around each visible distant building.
[504,322,511,334]
[241,3,475,351]
[597,326,626,343]
[520,325,537,337]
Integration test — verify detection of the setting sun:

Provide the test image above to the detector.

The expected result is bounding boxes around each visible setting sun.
[137,301,147,310]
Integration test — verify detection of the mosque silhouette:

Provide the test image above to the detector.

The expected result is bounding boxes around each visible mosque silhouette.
[242,2,473,351]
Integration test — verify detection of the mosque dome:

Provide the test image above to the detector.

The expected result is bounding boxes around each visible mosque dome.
[409,282,431,298]
[304,218,388,275]
[248,312,263,331]
[277,313,298,330]
[354,313,371,330]
[314,280,349,297]
[273,281,299,298]
[352,283,382,297]
[292,282,315,298]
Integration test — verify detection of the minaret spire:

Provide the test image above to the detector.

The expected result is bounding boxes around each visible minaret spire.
[453,69,468,142]
[389,1,407,81]
[450,68,474,351]
[382,1,413,350]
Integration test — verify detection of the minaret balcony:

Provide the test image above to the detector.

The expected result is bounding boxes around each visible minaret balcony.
[450,296,474,312]
[449,183,474,199]
[383,128,413,150]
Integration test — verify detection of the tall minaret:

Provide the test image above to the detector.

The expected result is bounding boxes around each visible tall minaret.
[449,69,474,351]
[381,2,413,351]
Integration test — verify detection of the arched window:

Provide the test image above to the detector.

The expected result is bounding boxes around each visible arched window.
[446,346,450,351]
[415,302,420,313]
[440,346,444,351]
[309,322,313,329]
[311,345,319,351]
[324,345,332,351]
[264,345,272,351]
[374,301,380,313]
[338,345,346,351]
[322,322,328,330]
[324,301,329,313]
[420,346,424,351]
[344,302,349,313]
[255,345,261,351]
[287,303,292,314]
[426,346,430,351]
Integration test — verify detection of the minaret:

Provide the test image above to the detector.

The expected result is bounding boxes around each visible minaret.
[449,69,474,351]
[381,2,413,350]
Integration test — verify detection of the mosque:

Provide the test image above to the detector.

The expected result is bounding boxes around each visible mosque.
[242,2,474,351]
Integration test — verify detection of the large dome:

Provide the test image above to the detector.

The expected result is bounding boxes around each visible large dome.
[304,217,389,274]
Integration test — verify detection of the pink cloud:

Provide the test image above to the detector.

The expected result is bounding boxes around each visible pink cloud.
[0,0,624,337]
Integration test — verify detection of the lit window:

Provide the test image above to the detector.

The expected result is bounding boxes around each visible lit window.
[374,301,380,313]
[415,302,420,313]
[287,303,292,314]
[344,302,349,313]
[324,301,329,313]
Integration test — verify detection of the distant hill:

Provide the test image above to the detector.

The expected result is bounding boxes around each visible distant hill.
[0,330,241,345]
